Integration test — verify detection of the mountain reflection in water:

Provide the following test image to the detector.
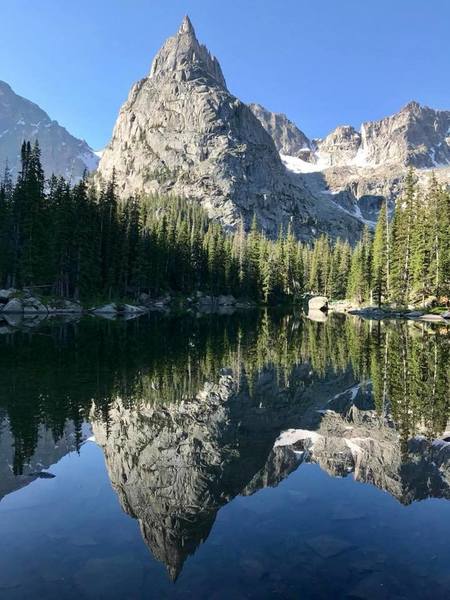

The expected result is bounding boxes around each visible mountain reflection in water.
[0,312,449,593]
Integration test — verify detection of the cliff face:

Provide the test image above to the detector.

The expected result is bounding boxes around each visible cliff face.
[0,81,98,180]
[257,101,450,224]
[249,103,312,157]
[97,17,363,242]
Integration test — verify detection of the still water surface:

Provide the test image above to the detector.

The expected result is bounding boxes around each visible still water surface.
[0,312,449,599]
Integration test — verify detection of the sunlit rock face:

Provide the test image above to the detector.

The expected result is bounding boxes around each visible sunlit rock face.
[92,365,357,579]
[257,101,450,224]
[276,386,450,505]
[97,17,362,242]
[0,80,98,180]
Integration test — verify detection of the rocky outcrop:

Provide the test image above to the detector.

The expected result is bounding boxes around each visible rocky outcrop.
[308,296,328,311]
[97,17,363,242]
[0,80,98,180]
[315,126,362,168]
[309,102,450,170]
[249,103,312,157]
[359,101,450,169]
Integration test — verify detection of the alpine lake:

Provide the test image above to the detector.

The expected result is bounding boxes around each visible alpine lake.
[0,309,449,599]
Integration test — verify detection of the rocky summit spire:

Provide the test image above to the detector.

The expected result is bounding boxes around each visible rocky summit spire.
[178,14,195,35]
[149,15,226,88]
[98,16,364,242]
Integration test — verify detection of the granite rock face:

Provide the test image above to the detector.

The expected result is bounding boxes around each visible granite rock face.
[249,103,312,157]
[97,17,362,241]
[315,126,362,168]
[258,101,450,224]
[0,80,98,180]
[358,101,450,169]
[311,102,450,170]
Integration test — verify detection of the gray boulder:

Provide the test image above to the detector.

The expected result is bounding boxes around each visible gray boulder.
[122,304,147,314]
[92,303,119,315]
[0,288,17,303]
[217,295,236,306]
[308,296,328,311]
[3,312,23,327]
[418,314,445,322]
[2,298,23,314]
[307,309,328,323]
[23,297,48,315]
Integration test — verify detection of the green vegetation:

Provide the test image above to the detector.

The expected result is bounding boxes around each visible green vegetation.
[0,143,449,307]
[349,170,450,307]
[1,312,448,473]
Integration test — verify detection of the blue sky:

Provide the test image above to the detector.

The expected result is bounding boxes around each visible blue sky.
[1,0,448,149]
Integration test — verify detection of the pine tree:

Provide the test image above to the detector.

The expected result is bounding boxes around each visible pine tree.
[390,169,416,305]
[346,241,364,303]
[371,200,389,307]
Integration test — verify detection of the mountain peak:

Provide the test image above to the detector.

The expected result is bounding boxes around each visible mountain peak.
[149,17,226,88]
[178,15,195,36]
[401,100,423,114]
[0,80,98,179]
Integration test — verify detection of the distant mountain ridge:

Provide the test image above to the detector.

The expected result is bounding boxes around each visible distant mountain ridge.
[0,80,98,180]
[252,100,450,170]
[251,100,450,223]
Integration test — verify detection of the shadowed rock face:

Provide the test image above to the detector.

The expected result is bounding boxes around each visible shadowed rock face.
[92,365,357,579]
[0,80,98,180]
[249,103,312,157]
[97,17,363,242]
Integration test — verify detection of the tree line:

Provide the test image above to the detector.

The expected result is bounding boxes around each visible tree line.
[0,142,449,305]
[2,310,448,474]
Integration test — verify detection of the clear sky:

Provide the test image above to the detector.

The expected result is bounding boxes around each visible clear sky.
[1,0,448,150]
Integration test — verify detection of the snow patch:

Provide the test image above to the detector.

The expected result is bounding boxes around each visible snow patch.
[274,428,320,448]
[330,198,376,228]
[281,154,323,174]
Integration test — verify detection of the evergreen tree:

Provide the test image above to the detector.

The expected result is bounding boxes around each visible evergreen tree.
[371,201,389,306]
